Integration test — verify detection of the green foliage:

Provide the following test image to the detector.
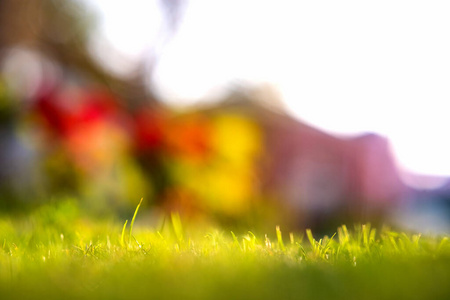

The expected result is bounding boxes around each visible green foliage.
[0,201,450,299]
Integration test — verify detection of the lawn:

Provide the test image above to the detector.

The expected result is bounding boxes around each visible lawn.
[1,200,450,300]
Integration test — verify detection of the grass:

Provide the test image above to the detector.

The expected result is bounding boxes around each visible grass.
[1,200,450,300]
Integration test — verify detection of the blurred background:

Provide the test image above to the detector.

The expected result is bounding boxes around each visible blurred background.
[1,0,450,233]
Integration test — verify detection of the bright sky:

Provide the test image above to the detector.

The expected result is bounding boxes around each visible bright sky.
[85,0,450,178]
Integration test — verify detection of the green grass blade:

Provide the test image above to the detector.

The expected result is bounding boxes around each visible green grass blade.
[438,237,449,253]
[290,233,295,245]
[369,228,377,243]
[121,219,128,247]
[265,234,272,249]
[296,242,307,260]
[324,232,336,249]
[306,229,315,248]
[276,226,286,252]
[159,215,167,233]
[231,231,242,250]
[129,198,143,245]
[362,224,370,247]
[171,212,184,245]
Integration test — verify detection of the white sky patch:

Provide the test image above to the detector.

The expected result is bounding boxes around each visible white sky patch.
[83,0,164,76]
[84,0,450,177]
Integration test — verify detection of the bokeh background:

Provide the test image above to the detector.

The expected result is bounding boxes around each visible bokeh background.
[1,0,450,233]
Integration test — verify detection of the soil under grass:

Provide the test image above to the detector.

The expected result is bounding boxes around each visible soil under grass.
[1,201,450,300]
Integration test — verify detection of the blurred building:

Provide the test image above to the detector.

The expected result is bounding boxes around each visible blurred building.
[200,87,408,228]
